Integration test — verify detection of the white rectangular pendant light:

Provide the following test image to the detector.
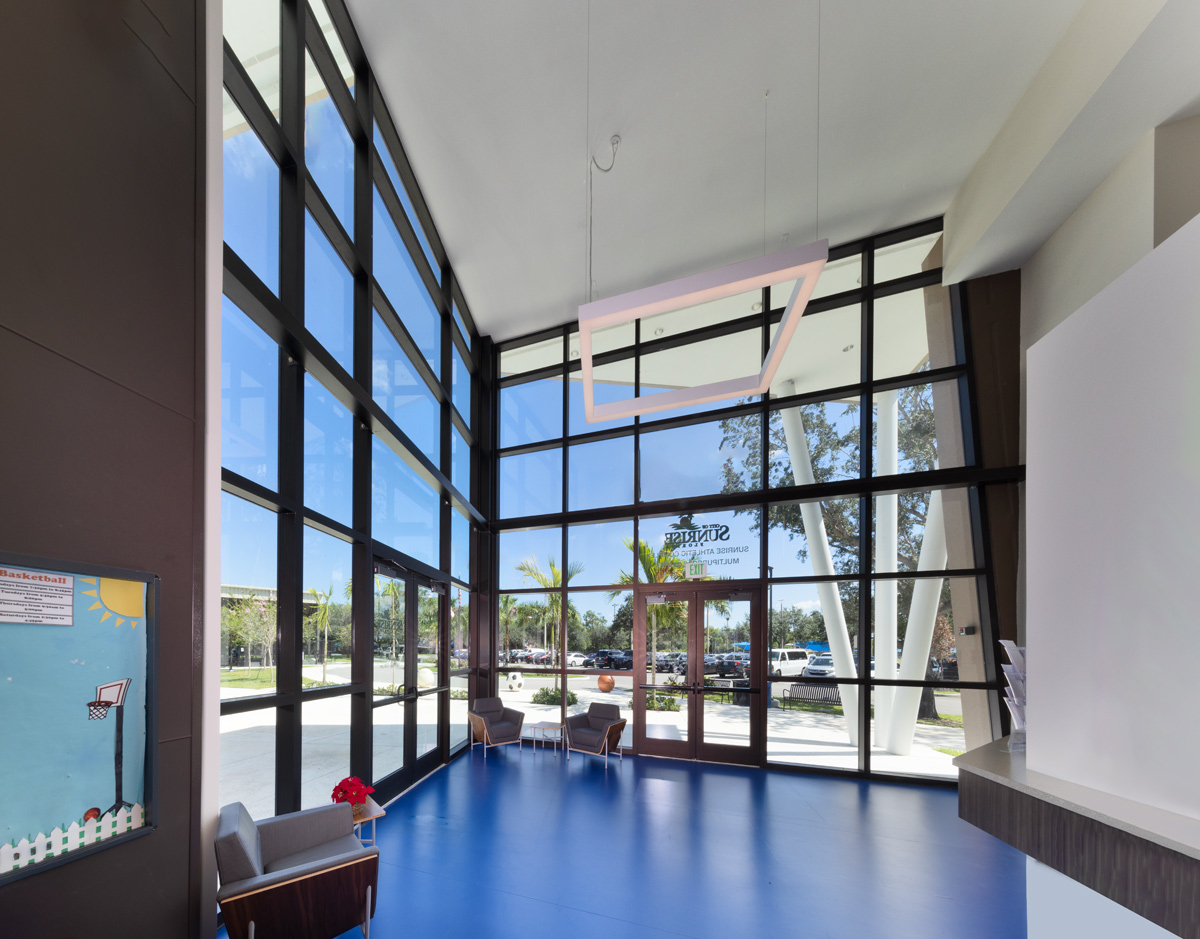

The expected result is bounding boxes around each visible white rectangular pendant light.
[577,240,828,422]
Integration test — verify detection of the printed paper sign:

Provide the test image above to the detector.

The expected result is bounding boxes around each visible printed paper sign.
[0,566,74,626]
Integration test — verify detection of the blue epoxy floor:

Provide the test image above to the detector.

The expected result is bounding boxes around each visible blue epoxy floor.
[220,748,1027,938]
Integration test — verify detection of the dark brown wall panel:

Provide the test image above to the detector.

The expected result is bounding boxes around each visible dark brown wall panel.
[0,3,202,937]
[965,271,1021,470]
[0,5,198,420]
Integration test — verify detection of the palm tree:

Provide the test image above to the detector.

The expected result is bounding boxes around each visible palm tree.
[310,584,333,684]
[610,540,686,705]
[515,555,582,671]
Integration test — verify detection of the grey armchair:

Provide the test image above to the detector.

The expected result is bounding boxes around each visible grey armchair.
[215,801,378,939]
[466,696,525,756]
[565,702,627,767]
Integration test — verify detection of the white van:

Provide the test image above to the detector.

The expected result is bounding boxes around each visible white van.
[768,648,810,677]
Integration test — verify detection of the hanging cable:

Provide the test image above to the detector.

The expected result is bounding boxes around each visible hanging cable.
[587,135,619,300]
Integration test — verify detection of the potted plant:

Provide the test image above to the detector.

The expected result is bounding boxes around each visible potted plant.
[331,776,375,820]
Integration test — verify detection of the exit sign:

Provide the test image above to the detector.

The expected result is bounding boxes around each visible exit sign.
[685,560,707,579]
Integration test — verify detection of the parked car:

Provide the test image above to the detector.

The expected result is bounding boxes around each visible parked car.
[564,651,587,667]
[611,650,634,669]
[673,652,689,675]
[703,653,721,674]
[768,648,810,678]
[717,652,749,677]
[591,649,621,669]
[802,653,836,677]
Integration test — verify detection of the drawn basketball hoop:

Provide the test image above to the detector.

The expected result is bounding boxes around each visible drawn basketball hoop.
[87,700,112,720]
[86,678,134,815]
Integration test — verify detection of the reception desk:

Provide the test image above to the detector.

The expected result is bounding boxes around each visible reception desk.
[955,739,1199,938]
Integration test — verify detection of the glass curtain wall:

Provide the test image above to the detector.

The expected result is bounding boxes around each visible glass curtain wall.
[494,220,1006,780]
[220,0,479,816]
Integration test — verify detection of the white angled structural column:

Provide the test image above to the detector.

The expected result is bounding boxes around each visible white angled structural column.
[874,389,899,745]
[886,489,947,755]
[777,380,858,746]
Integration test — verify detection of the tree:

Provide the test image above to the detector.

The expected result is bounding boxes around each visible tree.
[515,555,582,670]
[610,539,693,705]
[720,389,953,658]
[310,585,333,684]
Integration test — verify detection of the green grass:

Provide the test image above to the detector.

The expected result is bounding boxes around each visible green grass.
[220,669,338,690]
[220,669,277,689]
[934,747,965,757]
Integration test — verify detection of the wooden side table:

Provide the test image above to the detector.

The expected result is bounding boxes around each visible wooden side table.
[528,721,564,753]
[353,794,385,846]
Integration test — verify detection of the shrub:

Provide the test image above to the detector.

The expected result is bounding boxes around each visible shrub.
[531,686,578,706]
[644,692,681,712]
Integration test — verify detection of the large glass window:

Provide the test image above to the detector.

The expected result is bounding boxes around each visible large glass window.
[304,52,354,233]
[304,212,354,375]
[451,344,471,422]
[568,362,635,435]
[222,90,279,294]
[373,187,439,371]
[566,519,633,587]
[638,328,762,419]
[639,509,761,581]
[640,416,761,502]
[498,449,562,519]
[221,0,475,818]
[500,378,563,447]
[497,528,562,591]
[372,312,440,463]
[220,493,278,698]
[372,438,439,567]
[569,436,633,510]
[303,374,354,526]
[770,304,861,398]
[301,693,351,808]
[767,399,861,488]
[492,219,1004,783]
[767,497,860,578]
[450,425,470,499]
[223,0,280,116]
[221,297,278,487]
[374,122,438,276]
[302,526,353,687]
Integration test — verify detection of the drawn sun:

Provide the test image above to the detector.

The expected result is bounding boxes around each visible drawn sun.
[81,577,144,629]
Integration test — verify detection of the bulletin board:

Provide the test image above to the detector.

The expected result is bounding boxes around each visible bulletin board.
[0,551,158,882]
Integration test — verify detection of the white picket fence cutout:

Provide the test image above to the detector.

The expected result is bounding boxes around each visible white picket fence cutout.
[2,804,145,872]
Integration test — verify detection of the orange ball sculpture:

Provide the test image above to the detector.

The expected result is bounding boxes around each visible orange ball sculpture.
[597,675,615,693]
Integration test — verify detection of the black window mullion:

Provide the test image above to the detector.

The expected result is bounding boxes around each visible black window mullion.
[858,244,874,777]
[348,43,375,791]
[275,0,307,816]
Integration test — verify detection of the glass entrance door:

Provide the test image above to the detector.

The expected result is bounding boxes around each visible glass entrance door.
[637,586,760,765]
[371,562,446,801]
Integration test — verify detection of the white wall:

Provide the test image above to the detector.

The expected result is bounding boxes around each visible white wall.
[1025,210,1200,820]
[1020,133,1154,355]
[1026,859,1173,938]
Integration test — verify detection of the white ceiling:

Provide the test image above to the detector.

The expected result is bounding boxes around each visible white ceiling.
[346,0,1086,342]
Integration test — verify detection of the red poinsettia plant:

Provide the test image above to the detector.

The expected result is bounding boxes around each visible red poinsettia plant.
[331,775,375,807]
